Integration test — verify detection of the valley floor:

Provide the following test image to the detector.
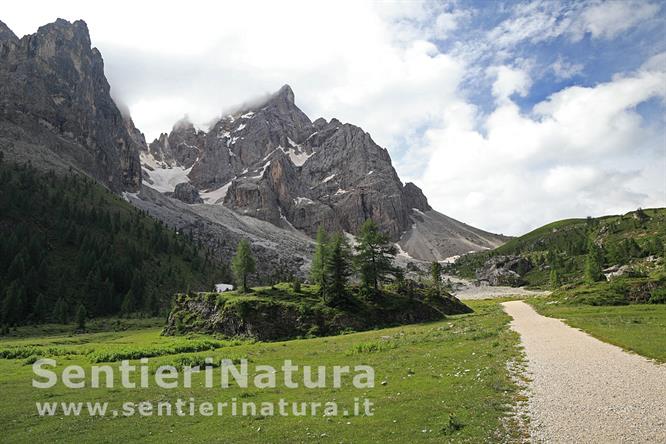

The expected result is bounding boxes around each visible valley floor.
[503,301,666,443]
[0,300,525,443]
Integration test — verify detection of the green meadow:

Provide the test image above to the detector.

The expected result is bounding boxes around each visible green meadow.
[0,300,527,443]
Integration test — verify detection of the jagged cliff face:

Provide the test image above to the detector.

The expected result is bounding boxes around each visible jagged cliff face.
[0,19,141,192]
[142,85,432,240]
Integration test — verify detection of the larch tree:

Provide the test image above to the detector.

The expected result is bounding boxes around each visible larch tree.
[232,239,256,293]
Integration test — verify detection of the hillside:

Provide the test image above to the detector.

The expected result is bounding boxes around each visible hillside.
[450,208,666,297]
[0,160,229,326]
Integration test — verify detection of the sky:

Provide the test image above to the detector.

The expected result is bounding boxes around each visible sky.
[3,0,665,235]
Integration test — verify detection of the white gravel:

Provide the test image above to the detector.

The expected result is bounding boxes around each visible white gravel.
[449,276,550,300]
[502,300,666,443]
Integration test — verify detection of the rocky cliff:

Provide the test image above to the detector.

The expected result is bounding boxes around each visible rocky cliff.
[0,19,141,192]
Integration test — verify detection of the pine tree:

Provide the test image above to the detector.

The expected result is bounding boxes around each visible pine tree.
[1,282,23,326]
[33,293,48,322]
[355,219,397,292]
[584,243,603,284]
[76,304,87,331]
[121,290,137,316]
[430,261,442,296]
[549,268,561,289]
[53,297,69,324]
[324,233,352,306]
[231,239,256,293]
[309,226,329,292]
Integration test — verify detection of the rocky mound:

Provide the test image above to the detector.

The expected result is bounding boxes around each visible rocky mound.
[163,286,472,340]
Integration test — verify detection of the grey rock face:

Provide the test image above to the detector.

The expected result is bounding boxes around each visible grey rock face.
[146,84,435,241]
[475,255,532,287]
[170,182,203,204]
[128,186,314,280]
[0,19,141,192]
[146,117,204,168]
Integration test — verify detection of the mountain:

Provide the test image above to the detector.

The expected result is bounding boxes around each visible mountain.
[141,85,508,262]
[0,19,141,192]
[0,18,506,279]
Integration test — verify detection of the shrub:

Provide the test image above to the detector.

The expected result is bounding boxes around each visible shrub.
[346,340,399,355]
[440,414,464,435]
[649,288,666,304]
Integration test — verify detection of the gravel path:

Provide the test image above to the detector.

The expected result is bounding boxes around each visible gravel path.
[502,300,666,443]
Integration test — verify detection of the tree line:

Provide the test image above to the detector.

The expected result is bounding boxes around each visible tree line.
[229,219,449,306]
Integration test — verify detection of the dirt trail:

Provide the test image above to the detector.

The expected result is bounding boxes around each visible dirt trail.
[502,300,666,443]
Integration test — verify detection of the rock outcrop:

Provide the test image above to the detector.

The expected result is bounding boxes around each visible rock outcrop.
[0,19,142,192]
[170,182,203,204]
[163,288,472,340]
[475,255,532,287]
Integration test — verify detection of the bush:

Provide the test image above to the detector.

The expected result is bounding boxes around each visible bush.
[440,414,464,435]
[649,288,666,304]
[346,340,399,355]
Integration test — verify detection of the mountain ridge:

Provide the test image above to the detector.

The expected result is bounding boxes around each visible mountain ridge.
[141,83,508,259]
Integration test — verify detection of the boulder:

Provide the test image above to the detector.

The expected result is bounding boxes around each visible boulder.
[171,182,203,204]
[475,255,532,287]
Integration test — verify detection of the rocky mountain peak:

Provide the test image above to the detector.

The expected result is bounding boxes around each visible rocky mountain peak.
[0,18,142,192]
[36,18,91,49]
[0,20,18,43]
[274,84,295,104]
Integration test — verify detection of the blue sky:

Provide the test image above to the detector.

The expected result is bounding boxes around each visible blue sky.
[3,0,665,235]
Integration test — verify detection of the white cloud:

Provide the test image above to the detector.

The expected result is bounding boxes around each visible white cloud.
[409,62,666,235]
[483,0,662,54]
[551,56,584,80]
[576,0,661,40]
[488,65,532,102]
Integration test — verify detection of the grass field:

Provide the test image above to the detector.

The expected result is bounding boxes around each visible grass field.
[0,300,526,443]
[528,298,666,363]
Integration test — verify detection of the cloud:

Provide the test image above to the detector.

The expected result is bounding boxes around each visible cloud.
[551,56,584,80]
[483,0,661,53]
[408,61,666,235]
[575,0,661,40]
[488,65,532,102]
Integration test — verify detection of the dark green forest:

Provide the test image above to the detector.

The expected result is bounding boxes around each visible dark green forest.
[0,159,229,327]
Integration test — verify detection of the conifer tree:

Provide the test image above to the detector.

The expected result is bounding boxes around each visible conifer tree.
[430,261,443,296]
[324,233,352,306]
[549,268,561,289]
[53,297,69,324]
[232,239,256,293]
[76,304,87,331]
[310,226,329,292]
[355,219,397,292]
[584,243,603,284]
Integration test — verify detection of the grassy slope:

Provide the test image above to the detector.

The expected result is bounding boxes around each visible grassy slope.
[528,298,666,363]
[0,300,525,443]
[451,208,666,288]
